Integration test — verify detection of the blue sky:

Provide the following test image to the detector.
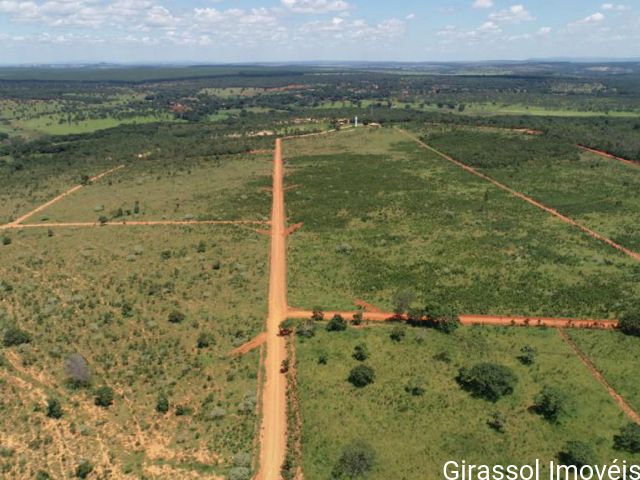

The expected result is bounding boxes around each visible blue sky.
[0,0,638,64]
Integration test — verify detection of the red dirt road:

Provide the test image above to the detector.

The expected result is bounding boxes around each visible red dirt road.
[256,138,288,480]
[397,128,640,263]
[579,145,640,168]
[558,329,640,424]
[287,308,618,329]
[5,165,125,227]
[230,333,267,357]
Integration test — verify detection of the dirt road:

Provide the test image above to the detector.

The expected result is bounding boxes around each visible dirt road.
[256,138,288,480]
[579,145,639,168]
[397,128,640,263]
[6,165,125,227]
[558,329,640,424]
[287,308,617,329]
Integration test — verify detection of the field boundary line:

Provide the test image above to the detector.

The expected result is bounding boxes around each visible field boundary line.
[558,329,640,424]
[579,145,640,168]
[287,308,618,329]
[5,164,125,227]
[396,128,640,263]
[1,219,269,230]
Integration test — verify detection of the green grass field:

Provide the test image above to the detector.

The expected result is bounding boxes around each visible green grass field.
[295,326,640,480]
[423,127,640,252]
[24,152,272,224]
[284,128,640,317]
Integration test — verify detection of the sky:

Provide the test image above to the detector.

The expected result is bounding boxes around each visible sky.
[0,0,639,64]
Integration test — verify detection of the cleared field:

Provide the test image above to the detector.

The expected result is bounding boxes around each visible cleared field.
[285,128,640,317]
[0,225,268,479]
[424,128,640,252]
[295,326,640,479]
[23,153,272,224]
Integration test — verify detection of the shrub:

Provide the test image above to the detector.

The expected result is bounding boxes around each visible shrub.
[559,441,597,467]
[64,353,91,387]
[487,412,507,433]
[311,307,324,321]
[98,215,108,225]
[35,471,51,480]
[348,365,375,388]
[404,378,425,396]
[296,320,316,338]
[423,304,460,333]
[3,326,31,347]
[318,353,328,365]
[327,314,347,332]
[46,398,63,419]
[332,441,376,478]
[75,460,93,478]
[518,346,536,365]
[614,423,640,453]
[352,312,363,326]
[533,386,571,422]
[156,393,169,414]
[457,363,518,402]
[197,332,214,349]
[228,467,251,480]
[390,326,406,342]
[619,313,640,337]
[352,343,369,362]
[168,311,185,324]
[175,404,193,416]
[1,236,11,246]
[94,386,114,407]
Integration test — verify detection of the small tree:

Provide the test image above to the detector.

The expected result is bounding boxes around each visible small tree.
[619,313,640,337]
[197,332,214,349]
[168,310,185,324]
[279,319,294,336]
[94,386,114,407]
[518,346,536,365]
[457,363,518,402]
[390,326,406,342]
[559,441,597,467]
[2,236,11,246]
[533,386,571,422]
[98,215,109,225]
[296,319,316,338]
[156,393,169,414]
[311,307,325,322]
[46,398,63,419]
[352,312,363,326]
[75,460,93,479]
[197,241,206,253]
[348,365,375,388]
[3,326,31,347]
[614,423,640,453]
[404,378,425,397]
[353,343,369,362]
[327,314,347,332]
[64,353,91,387]
[332,441,376,478]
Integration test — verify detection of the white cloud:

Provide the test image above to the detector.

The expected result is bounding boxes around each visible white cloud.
[569,12,605,27]
[298,16,406,41]
[406,13,415,20]
[601,3,629,11]
[537,26,552,35]
[473,0,493,8]
[489,4,534,23]
[281,0,350,14]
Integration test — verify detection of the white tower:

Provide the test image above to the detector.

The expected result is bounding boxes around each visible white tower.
[355,116,359,127]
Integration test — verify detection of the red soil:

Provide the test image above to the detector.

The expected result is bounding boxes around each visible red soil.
[230,333,267,357]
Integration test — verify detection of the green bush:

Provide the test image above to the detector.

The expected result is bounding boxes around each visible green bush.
[619,313,640,337]
[332,441,376,478]
[352,343,369,362]
[559,441,597,467]
[156,393,169,414]
[348,365,375,388]
[75,460,93,478]
[3,326,31,347]
[46,398,63,419]
[487,411,507,433]
[168,310,185,324]
[457,363,517,402]
[518,346,536,365]
[533,386,571,422]
[197,332,214,349]
[390,326,406,342]
[1,236,11,246]
[327,314,347,332]
[94,386,114,407]
[614,423,640,453]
